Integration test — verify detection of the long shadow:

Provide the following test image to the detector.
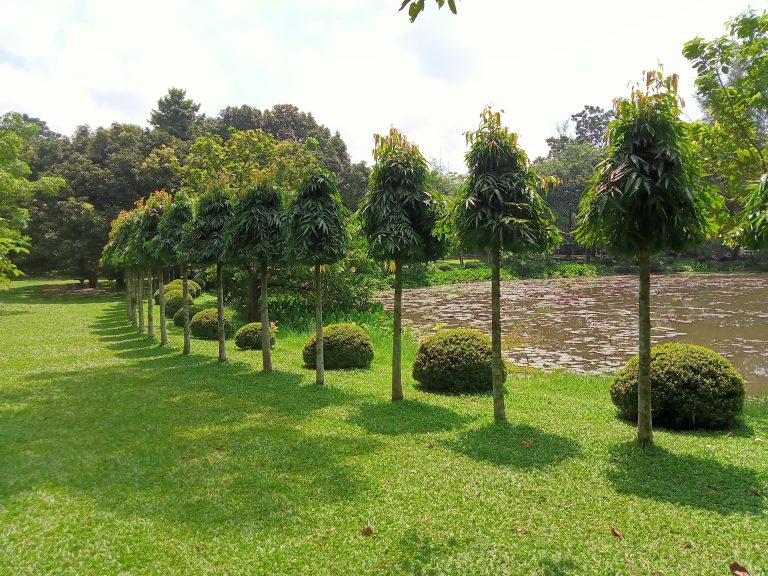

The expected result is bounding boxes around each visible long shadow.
[1,303,376,533]
[0,282,120,305]
[449,422,581,469]
[348,399,471,435]
[605,442,764,515]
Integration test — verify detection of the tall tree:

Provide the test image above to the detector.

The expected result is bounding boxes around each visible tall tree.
[739,174,768,250]
[0,112,64,286]
[288,168,348,385]
[224,179,287,372]
[570,105,614,147]
[155,189,195,354]
[684,9,767,246]
[575,70,718,446]
[141,190,173,346]
[360,128,444,401]
[456,107,561,422]
[180,185,233,362]
[150,88,201,141]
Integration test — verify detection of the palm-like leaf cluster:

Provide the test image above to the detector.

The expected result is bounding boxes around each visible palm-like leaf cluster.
[180,185,233,265]
[360,128,443,263]
[457,107,561,253]
[141,190,173,268]
[739,174,768,249]
[155,189,194,266]
[575,72,717,256]
[224,180,286,265]
[288,169,347,265]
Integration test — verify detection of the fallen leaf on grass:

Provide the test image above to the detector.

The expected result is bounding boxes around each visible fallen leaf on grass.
[755,438,764,443]
[610,527,624,541]
[729,562,750,575]
[521,440,532,448]
[361,525,374,537]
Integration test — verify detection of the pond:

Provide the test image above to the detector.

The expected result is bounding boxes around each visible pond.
[379,273,768,397]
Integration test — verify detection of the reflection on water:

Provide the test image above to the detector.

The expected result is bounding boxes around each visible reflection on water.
[379,273,768,396]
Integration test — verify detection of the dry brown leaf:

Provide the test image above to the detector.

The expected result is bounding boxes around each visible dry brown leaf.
[361,525,374,537]
[515,527,529,534]
[729,562,750,576]
[610,527,624,541]
[521,440,533,448]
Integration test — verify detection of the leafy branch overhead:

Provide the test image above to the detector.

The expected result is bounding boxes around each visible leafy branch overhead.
[399,0,457,22]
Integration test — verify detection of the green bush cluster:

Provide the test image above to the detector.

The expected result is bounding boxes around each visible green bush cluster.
[303,323,374,369]
[412,328,501,393]
[167,278,202,298]
[234,322,276,350]
[190,308,234,340]
[611,343,745,430]
[154,285,193,304]
[172,305,204,327]
[163,290,187,317]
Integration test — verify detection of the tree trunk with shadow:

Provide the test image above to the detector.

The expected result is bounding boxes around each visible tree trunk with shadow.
[217,263,227,362]
[637,249,653,446]
[260,263,272,372]
[392,261,404,402]
[491,247,506,422]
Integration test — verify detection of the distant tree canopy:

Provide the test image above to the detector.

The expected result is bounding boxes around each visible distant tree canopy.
[9,90,367,281]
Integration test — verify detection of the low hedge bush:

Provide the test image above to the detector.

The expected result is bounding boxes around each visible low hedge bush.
[167,278,202,298]
[190,307,234,340]
[303,323,374,369]
[412,328,501,393]
[154,285,193,304]
[234,322,276,350]
[172,305,204,327]
[611,342,745,430]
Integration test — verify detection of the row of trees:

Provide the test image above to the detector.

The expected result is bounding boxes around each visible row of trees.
[13,91,368,286]
[102,63,767,447]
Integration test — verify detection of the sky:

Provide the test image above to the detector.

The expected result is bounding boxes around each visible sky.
[0,0,760,171]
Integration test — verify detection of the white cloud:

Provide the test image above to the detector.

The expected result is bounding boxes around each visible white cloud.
[0,0,755,172]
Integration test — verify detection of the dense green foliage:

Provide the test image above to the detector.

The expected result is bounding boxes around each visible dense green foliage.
[575,72,717,256]
[455,108,561,255]
[190,307,234,340]
[234,322,276,351]
[302,323,374,369]
[360,128,444,264]
[739,175,768,249]
[167,278,201,298]
[611,343,746,430]
[287,168,348,265]
[223,181,285,266]
[412,329,501,393]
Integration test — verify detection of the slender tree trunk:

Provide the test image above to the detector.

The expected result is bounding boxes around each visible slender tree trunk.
[637,249,653,446]
[182,266,191,355]
[130,272,137,327]
[138,270,145,333]
[246,267,259,323]
[116,271,125,291]
[314,263,324,386]
[491,248,506,422]
[392,261,404,402]
[147,270,155,339]
[260,263,272,372]
[88,272,98,289]
[126,271,132,322]
[217,263,227,362]
[158,267,168,346]
[459,251,465,267]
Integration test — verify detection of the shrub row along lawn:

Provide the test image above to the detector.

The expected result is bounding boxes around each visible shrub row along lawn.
[1,279,766,575]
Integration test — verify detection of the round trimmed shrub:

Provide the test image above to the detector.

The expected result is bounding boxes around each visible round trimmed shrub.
[163,290,188,317]
[172,305,204,327]
[412,328,502,393]
[190,307,234,340]
[167,278,201,298]
[234,322,276,350]
[303,323,374,369]
[154,285,193,304]
[611,343,745,430]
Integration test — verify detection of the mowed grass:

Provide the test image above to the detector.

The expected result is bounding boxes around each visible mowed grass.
[0,279,766,576]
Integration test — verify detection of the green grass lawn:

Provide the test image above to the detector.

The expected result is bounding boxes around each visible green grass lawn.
[1,279,766,575]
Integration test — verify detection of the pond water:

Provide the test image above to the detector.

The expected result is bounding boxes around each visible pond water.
[378,273,768,396]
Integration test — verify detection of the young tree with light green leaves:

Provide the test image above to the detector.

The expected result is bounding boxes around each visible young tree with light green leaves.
[575,70,718,446]
[224,179,286,372]
[180,185,233,362]
[141,190,173,346]
[739,175,768,250]
[155,189,195,354]
[288,168,348,385]
[455,107,561,422]
[360,128,444,401]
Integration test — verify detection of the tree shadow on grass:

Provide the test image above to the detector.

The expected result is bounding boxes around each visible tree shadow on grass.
[606,442,764,515]
[348,399,471,435]
[1,304,378,532]
[0,282,119,305]
[449,422,581,469]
